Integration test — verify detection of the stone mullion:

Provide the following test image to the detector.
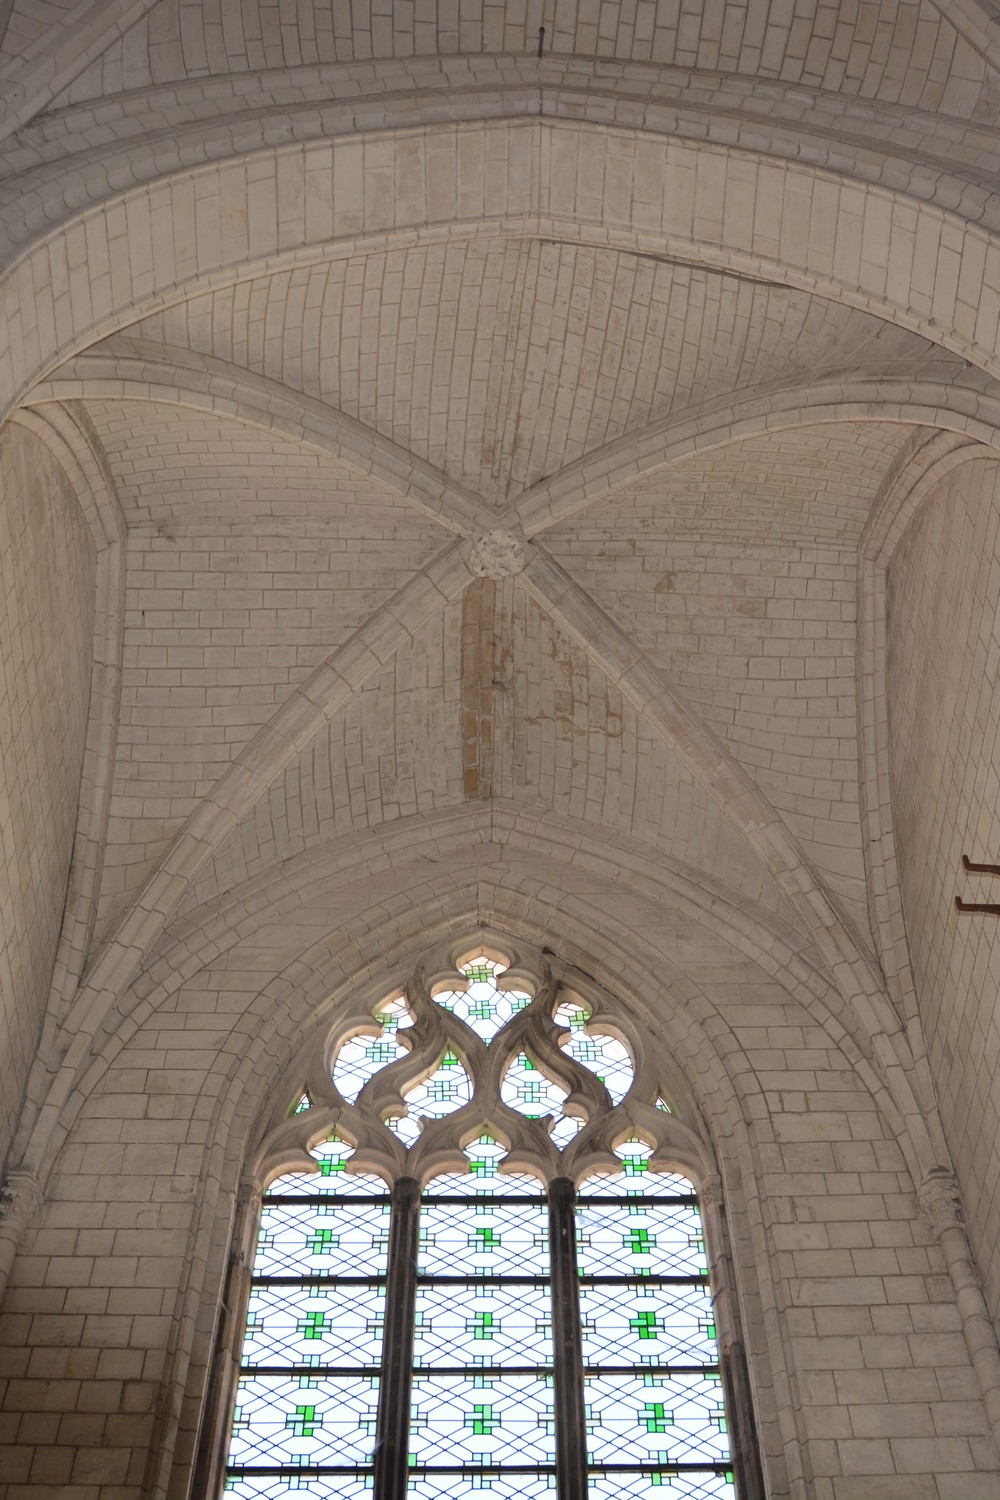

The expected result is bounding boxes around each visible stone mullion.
[548,1176,588,1500]
[373,1176,421,1500]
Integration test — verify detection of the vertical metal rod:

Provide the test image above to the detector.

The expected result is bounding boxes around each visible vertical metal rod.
[548,1176,588,1500]
[374,1176,421,1500]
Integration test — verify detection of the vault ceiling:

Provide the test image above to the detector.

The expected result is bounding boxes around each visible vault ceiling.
[13,0,995,1014]
[68,250,936,961]
[43,0,1000,122]
[120,242,963,507]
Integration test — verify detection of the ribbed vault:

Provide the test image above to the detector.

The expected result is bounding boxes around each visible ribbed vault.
[5,15,1000,1497]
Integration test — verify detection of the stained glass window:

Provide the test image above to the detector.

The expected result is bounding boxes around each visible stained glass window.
[221,950,742,1499]
[223,1139,389,1498]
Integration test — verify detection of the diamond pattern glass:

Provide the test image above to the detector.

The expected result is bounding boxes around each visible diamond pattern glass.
[228,1375,380,1468]
[253,1199,391,1279]
[224,1139,387,1496]
[576,1166,730,1498]
[575,1200,707,1279]
[585,1373,730,1465]
[586,1474,735,1499]
[423,1141,543,1198]
[419,1197,549,1278]
[224,1476,375,1498]
[332,995,414,1103]
[412,1170,555,1495]
[500,1050,573,1125]
[386,1048,473,1144]
[579,1280,716,1368]
[410,1374,556,1467]
[414,1284,552,1368]
[554,1000,634,1104]
[242,1282,387,1369]
[271,1140,389,1197]
[434,957,532,1043]
[578,1164,697,1199]
[408,1476,556,1499]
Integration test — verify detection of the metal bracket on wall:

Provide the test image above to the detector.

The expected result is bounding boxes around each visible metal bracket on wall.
[955,854,1000,914]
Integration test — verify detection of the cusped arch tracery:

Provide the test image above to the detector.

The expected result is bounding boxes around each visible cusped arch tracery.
[250,935,713,1193]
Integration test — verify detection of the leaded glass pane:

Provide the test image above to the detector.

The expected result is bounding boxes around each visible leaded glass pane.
[500,1051,580,1143]
[387,1048,473,1144]
[579,1280,716,1367]
[413,1167,554,1496]
[423,1171,545,1196]
[409,1374,557,1467]
[253,1199,391,1279]
[586,1473,735,1499]
[228,1374,380,1468]
[224,1477,374,1498]
[242,1282,387,1369]
[578,1165,696,1198]
[575,1200,707,1279]
[332,995,414,1102]
[434,956,532,1043]
[272,1140,388,1197]
[554,1000,634,1104]
[414,1284,553,1367]
[407,1475,556,1499]
[224,1138,386,1497]
[423,1141,542,1197]
[577,1157,732,1499]
[419,1198,549,1278]
[585,1373,730,1466]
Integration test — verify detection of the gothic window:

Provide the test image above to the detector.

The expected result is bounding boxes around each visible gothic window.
[219,944,749,1500]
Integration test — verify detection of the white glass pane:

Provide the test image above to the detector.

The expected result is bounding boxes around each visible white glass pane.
[414,1284,552,1367]
[420,1198,549,1278]
[585,1372,730,1465]
[586,1473,735,1500]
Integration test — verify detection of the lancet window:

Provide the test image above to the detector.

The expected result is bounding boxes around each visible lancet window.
[218,942,751,1500]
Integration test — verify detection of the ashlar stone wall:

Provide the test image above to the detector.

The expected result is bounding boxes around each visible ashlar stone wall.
[0,885,996,1500]
[888,455,1000,1330]
[0,422,96,1165]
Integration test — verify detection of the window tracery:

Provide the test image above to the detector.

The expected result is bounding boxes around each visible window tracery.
[220,940,746,1500]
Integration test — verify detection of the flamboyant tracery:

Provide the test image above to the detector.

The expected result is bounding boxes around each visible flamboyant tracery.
[220,942,746,1500]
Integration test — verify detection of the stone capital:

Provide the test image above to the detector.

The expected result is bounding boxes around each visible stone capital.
[918,1168,964,1238]
[699,1173,724,1213]
[0,1169,43,1237]
[238,1181,263,1216]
